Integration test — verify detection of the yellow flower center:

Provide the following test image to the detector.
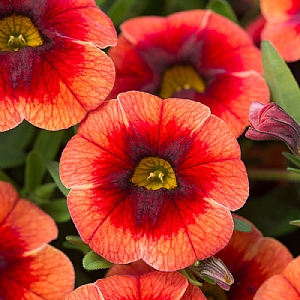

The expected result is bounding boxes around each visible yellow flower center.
[131,157,177,190]
[201,283,228,300]
[159,64,206,99]
[0,15,43,52]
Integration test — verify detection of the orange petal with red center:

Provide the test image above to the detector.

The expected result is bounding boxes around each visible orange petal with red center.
[42,0,117,47]
[262,20,300,62]
[261,0,300,62]
[60,91,247,270]
[182,284,207,300]
[0,244,74,300]
[0,181,57,255]
[216,215,293,299]
[66,283,105,300]
[254,256,300,299]
[0,37,115,131]
[97,272,188,299]
[106,260,155,277]
[197,72,269,137]
[261,0,300,21]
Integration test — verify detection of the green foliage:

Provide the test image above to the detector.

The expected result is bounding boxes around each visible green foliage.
[261,40,300,124]
[41,198,70,223]
[83,251,114,271]
[233,217,252,232]
[238,185,300,237]
[47,162,69,197]
[206,0,238,23]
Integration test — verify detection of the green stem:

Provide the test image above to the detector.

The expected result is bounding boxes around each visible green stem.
[247,169,300,182]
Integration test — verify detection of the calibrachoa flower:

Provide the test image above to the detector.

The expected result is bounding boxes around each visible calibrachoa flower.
[0,181,75,299]
[107,9,269,137]
[245,102,300,157]
[66,269,206,300]
[194,215,293,300]
[261,0,300,62]
[254,255,300,299]
[0,0,116,131]
[60,91,249,271]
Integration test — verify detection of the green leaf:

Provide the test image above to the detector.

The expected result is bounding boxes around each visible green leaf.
[47,162,69,197]
[206,0,238,23]
[238,185,300,237]
[287,167,300,175]
[233,217,252,232]
[83,251,114,271]
[33,183,57,200]
[0,121,35,151]
[24,151,44,193]
[282,152,300,168]
[0,146,26,169]
[289,219,300,226]
[33,130,64,162]
[64,236,91,255]
[41,198,70,223]
[261,40,300,124]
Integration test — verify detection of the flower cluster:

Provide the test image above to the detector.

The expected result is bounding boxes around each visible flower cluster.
[1,0,300,299]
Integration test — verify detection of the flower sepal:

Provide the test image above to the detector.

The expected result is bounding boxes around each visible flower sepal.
[83,251,114,271]
[64,235,91,255]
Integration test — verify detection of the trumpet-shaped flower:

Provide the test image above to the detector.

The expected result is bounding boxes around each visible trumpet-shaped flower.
[254,255,300,299]
[261,0,300,62]
[60,91,249,271]
[67,268,206,300]
[245,102,300,156]
[0,181,75,299]
[107,9,269,137]
[0,0,116,131]
[197,215,293,300]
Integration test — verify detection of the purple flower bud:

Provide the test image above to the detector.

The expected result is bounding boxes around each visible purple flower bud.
[245,102,300,157]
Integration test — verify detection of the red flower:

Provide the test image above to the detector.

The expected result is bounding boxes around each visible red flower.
[0,181,75,299]
[246,15,266,48]
[0,0,116,131]
[60,91,249,271]
[66,269,206,300]
[261,0,300,62]
[107,9,269,137]
[254,255,300,299]
[245,102,300,156]
[196,215,293,300]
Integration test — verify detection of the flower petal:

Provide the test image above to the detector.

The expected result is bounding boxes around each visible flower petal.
[66,284,104,300]
[0,245,75,300]
[96,272,188,299]
[0,181,57,256]
[0,37,115,131]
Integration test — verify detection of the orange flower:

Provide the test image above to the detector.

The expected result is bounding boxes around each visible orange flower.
[195,215,293,299]
[67,265,206,300]
[0,181,74,299]
[0,0,116,131]
[254,255,300,299]
[60,91,249,271]
[107,9,269,137]
[261,0,300,62]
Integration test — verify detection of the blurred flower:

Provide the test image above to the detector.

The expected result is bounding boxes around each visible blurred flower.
[0,0,116,131]
[198,215,293,300]
[0,181,74,299]
[254,255,300,299]
[60,91,249,271]
[66,267,206,300]
[246,15,266,48]
[261,0,300,62]
[107,9,269,137]
[245,102,300,157]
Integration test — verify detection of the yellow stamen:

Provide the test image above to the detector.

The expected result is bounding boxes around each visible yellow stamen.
[0,14,43,52]
[131,157,177,190]
[160,64,206,99]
